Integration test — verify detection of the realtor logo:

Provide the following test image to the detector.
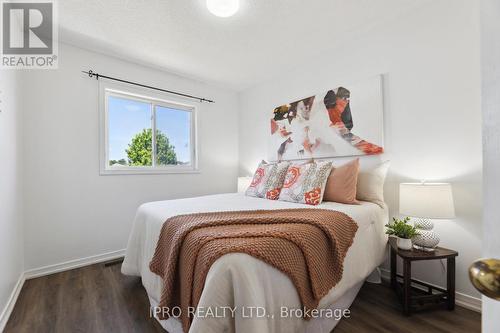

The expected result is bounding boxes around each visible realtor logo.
[1,0,58,69]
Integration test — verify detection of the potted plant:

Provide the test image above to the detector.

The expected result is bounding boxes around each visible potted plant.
[385,217,420,250]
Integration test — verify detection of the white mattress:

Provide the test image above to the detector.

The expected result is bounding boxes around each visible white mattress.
[121,193,388,333]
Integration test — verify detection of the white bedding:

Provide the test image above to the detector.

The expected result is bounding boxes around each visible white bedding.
[121,193,388,333]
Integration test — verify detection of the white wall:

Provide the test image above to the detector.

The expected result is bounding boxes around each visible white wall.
[238,0,482,301]
[480,0,500,330]
[0,70,24,327]
[22,43,239,270]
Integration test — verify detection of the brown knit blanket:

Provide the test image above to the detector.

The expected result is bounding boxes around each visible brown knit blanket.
[149,208,358,332]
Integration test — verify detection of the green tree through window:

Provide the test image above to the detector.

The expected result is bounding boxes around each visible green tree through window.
[125,128,177,166]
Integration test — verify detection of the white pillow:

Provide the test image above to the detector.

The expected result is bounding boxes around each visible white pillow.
[356,160,390,207]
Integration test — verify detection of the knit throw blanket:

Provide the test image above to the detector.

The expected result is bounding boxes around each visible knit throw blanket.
[149,208,358,332]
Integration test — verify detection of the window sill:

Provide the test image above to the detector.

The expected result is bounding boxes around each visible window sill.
[100,167,200,176]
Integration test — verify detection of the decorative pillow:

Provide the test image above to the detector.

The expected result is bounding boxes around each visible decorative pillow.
[279,160,333,205]
[245,161,290,199]
[264,161,291,200]
[356,160,390,207]
[323,159,360,204]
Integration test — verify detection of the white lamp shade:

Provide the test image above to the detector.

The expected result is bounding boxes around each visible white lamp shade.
[399,183,455,219]
[237,177,252,193]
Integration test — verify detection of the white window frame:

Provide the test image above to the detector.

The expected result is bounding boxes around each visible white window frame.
[99,80,199,175]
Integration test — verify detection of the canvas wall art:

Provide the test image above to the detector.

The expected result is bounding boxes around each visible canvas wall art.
[268,75,384,161]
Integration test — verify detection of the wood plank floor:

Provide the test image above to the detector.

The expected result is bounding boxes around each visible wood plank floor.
[5,262,480,333]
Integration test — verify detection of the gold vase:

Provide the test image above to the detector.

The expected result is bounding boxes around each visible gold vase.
[469,258,500,300]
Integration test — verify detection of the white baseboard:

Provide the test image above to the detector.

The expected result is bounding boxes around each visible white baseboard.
[0,273,25,332]
[379,268,482,312]
[24,249,126,280]
[455,291,482,312]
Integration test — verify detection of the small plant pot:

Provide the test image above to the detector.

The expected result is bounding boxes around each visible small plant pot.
[397,237,413,250]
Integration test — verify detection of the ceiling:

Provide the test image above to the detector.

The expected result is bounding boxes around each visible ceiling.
[59,0,427,91]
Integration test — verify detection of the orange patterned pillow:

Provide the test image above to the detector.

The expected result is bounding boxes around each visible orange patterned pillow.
[245,161,290,199]
[279,160,333,205]
[323,159,360,204]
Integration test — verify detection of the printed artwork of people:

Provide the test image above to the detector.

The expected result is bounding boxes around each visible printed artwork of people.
[269,76,384,161]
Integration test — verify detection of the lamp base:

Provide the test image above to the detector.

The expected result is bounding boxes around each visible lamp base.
[411,224,440,250]
[412,244,436,252]
[414,218,434,230]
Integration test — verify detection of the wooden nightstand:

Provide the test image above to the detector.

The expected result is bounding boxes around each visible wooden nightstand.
[389,237,458,315]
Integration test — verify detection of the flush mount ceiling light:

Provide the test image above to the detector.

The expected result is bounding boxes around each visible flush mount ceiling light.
[206,0,239,18]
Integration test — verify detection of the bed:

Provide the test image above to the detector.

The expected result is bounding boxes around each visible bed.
[121,192,388,333]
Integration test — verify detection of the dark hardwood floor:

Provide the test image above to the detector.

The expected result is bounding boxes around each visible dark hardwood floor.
[5,262,480,333]
[335,280,480,333]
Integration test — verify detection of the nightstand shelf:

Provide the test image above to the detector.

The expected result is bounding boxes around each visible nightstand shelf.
[389,237,458,315]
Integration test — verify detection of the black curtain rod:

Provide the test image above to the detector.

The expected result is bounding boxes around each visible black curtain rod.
[82,69,215,103]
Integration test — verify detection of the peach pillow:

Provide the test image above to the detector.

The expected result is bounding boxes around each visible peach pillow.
[323,159,360,204]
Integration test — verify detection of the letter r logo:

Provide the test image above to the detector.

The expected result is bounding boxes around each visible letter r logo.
[2,1,53,54]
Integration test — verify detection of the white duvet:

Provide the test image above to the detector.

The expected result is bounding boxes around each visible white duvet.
[121,193,388,333]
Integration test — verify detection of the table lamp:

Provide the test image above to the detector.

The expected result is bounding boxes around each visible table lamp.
[399,182,455,251]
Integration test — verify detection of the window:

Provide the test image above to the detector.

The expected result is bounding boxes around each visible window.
[99,82,197,174]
